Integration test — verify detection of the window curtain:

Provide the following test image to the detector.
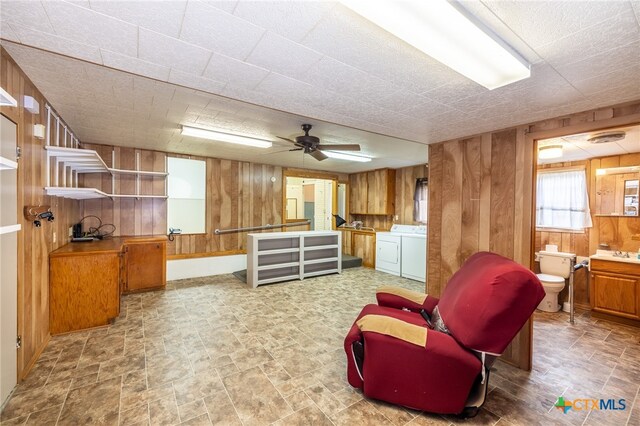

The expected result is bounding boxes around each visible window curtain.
[413,178,428,223]
[536,170,592,230]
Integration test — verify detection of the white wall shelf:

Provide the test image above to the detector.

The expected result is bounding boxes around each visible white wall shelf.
[45,144,168,200]
[0,224,21,235]
[247,231,341,288]
[0,156,18,170]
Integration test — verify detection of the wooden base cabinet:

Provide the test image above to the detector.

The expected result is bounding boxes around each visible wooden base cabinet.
[122,238,166,293]
[50,236,167,334]
[50,251,120,334]
[590,259,640,320]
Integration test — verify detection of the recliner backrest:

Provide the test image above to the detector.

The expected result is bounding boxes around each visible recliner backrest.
[436,252,545,354]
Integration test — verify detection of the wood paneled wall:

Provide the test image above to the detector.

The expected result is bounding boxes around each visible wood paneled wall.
[80,144,310,257]
[1,47,81,380]
[350,164,427,230]
[428,100,640,370]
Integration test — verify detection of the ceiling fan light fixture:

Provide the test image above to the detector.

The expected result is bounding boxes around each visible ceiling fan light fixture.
[181,125,272,148]
[538,145,563,160]
[340,0,530,90]
[323,151,372,162]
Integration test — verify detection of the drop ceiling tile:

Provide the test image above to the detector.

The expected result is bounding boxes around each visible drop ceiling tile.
[633,1,640,23]
[481,0,631,48]
[42,1,138,57]
[0,22,21,42]
[300,56,401,103]
[139,27,211,75]
[400,97,455,120]
[233,1,333,42]
[202,53,269,89]
[88,0,187,38]
[179,0,265,61]
[556,40,640,84]
[0,1,54,33]
[168,69,226,94]
[9,23,102,63]
[101,49,171,81]
[198,0,238,14]
[573,63,640,95]
[536,12,640,68]
[172,88,212,108]
[245,31,322,80]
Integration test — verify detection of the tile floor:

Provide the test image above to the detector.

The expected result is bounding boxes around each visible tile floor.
[1,267,639,425]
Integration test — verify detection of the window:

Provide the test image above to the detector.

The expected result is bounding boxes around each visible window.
[413,178,428,223]
[167,157,206,234]
[536,169,592,231]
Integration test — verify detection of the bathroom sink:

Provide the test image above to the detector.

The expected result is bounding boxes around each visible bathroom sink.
[590,250,640,265]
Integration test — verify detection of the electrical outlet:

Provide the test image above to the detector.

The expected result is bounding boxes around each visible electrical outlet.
[53,232,56,243]
[394,215,399,221]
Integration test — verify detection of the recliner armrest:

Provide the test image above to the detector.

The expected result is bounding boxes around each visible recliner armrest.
[356,314,428,347]
[376,286,439,313]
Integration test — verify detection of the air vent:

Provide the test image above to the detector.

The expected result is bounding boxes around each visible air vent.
[587,131,626,144]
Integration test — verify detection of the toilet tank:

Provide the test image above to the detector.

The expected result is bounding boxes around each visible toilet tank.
[538,251,575,279]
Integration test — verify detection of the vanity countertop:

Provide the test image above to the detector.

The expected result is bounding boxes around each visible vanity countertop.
[590,250,640,266]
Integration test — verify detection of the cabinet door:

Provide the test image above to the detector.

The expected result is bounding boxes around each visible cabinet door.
[352,233,375,268]
[124,241,166,293]
[349,173,368,214]
[591,273,639,318]
[367,169,396,215]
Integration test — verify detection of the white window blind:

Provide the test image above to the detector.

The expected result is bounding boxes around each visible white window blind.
[536,169,592,231]
[413,178,428,223]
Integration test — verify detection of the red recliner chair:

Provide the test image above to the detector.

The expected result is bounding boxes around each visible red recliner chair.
[344,252,545,416]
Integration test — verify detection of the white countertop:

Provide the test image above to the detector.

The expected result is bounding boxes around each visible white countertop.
[247,230,339,238]
[590,250,640,265]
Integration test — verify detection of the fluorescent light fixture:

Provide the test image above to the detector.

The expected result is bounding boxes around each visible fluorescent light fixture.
[538,145,563,160]
[340,0,531,90]
[324,151,372,162]
[181,126,272,148]
[0,87,17,107]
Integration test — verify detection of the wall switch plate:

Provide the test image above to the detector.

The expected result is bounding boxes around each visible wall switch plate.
[68,226,73,237]
[53,232,56,243]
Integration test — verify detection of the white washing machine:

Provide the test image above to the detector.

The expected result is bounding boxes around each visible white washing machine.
[375,225,427,280]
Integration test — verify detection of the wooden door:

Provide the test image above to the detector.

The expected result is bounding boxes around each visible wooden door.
[591,272,639,318]
[124,241,166,293]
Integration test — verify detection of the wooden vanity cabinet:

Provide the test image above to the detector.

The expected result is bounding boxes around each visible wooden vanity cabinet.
[122,238,166,294]
[590,259,640,320]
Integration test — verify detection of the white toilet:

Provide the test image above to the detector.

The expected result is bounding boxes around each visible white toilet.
[536,251,576,312]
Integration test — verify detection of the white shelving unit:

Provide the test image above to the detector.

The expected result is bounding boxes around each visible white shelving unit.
[0,156,18,171]
[247,231,341,288]
[44,146,168,200]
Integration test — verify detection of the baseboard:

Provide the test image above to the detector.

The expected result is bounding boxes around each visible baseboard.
[19,333,50,382]
[167,254,247,280]
[591,311,640,328]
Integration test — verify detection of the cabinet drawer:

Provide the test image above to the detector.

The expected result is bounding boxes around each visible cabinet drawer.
[590,258,640,275]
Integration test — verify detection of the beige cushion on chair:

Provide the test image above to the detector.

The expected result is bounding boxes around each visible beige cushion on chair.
[376,286,427,305]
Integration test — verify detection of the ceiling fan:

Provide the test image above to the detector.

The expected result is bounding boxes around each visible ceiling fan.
[276,124,361,161]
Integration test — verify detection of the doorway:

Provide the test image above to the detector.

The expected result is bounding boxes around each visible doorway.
[285,176,334,230]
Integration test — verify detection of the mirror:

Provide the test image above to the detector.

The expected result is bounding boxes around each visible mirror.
[595,165,640,216]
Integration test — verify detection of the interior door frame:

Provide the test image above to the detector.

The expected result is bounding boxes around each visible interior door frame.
[525,114,640,370]
[282,168,339,228]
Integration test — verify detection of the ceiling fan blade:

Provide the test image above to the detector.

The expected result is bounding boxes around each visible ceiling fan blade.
[289,148,303,151]
[310,150,328,161]
[316,144,361,151]
[276,136,298,144]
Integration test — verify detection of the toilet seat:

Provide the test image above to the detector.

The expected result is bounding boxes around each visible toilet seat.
[537,273,564,283]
